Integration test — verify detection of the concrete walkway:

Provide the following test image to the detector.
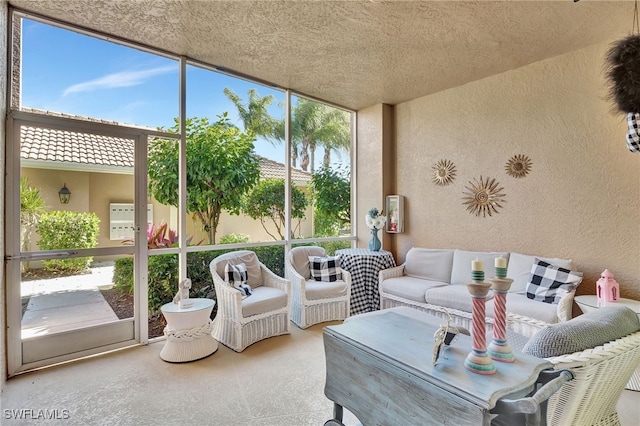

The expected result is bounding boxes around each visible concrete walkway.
[21,266,119,338]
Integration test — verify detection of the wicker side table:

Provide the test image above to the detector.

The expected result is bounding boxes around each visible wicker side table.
[160,298,218,363]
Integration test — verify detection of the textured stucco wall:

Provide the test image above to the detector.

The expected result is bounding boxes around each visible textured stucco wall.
[388,42,640,300]
[356,104,396,249]
[356,104,384,248]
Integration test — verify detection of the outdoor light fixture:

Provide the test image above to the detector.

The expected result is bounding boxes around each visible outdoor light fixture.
[58,183,71,204]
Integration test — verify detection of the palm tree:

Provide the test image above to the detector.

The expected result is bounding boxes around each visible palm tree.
[316,106,350,168]
[225,89,350,172]
[223,88,279,141]
[20,177,46,270]
[291,99,350,173]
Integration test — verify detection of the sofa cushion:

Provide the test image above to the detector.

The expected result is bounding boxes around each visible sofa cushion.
[404,248,454,283]
[381,276,448,303]
[241,286,288,317]
[450,250,510,285]
[526,259,583,304]
[522,305,640,358]
[507,252,573,294]
[504,293,560,324]
[308,255,342,282]
[305,279,348,300]
[426,284,495,314]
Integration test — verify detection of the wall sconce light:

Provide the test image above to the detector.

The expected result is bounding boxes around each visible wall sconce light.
[58,183,71,204]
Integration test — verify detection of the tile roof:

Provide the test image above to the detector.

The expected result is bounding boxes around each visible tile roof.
[19,123,311,182]
[21,125,135,168]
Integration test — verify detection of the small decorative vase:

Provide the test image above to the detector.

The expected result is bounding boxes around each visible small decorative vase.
[368,228,381,251]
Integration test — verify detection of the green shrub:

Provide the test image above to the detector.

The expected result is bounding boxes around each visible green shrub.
[36,210,100,272]
[112,243,332,315]
[148,254,178,313]
[112,254,179,314]
[113,256,134,293]
[316,240,351,255]
[219,233,251,244]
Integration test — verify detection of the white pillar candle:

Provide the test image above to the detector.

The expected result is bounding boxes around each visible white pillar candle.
[471,259,484,271]
[495,257,507,268]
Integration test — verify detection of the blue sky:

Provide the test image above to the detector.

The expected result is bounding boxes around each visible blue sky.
[20,18,288,163]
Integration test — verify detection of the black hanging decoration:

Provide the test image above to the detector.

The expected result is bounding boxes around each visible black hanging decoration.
[605,32,640,114]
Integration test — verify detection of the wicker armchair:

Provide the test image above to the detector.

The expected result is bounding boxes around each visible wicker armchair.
[493,305,640,426]
[209,250,291,352]
[543,330,640,426]
[286,246,351,329]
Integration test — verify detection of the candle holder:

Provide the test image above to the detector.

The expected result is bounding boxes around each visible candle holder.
[464,280,496,375]
[487,276,515,363]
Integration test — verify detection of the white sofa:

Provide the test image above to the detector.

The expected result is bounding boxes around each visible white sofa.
[379,248,582,337]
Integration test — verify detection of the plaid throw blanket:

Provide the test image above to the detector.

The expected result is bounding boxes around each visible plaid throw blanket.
[626,112,640,153]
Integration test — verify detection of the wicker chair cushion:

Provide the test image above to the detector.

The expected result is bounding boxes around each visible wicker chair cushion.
[214,250,262,287]
[304,279,349,300]
[522,305,640,358]
[241,286,288,317]
[290,246,326,279]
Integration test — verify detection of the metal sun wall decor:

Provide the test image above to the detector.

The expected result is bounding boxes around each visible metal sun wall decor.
[432,159,457,186]
[505,154,532,178]
[462,176,506,217]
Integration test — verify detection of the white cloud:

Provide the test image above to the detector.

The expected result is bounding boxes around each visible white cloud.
[63,65,176,96]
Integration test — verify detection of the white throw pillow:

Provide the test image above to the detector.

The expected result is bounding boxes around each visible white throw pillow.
[450,249,509,285]
[404,248,454,283]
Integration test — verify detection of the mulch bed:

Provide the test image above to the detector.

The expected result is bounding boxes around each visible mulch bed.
[100,288,166,338]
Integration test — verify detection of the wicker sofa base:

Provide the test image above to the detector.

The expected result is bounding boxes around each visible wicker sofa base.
[380,293,547,343]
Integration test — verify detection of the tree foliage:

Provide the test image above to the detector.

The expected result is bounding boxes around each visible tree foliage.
[242,178,308,240]
[148,115,260,244]
[311,166,351,235]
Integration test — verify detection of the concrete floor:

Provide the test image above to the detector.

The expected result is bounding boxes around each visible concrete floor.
[1,320,639,425]
[21,266,118,338]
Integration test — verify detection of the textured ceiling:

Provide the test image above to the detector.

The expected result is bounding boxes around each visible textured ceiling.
[7,0,636,110]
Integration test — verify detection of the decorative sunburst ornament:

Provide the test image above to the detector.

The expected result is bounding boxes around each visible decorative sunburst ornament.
[462,176,506,217]
[432,159,457,186]
[505,154,532,178]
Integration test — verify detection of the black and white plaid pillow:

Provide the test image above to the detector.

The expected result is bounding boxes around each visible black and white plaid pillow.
[308,256,342,282]
[224,262,252,297]
[627,112,640,153]
[526,259,583,304]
